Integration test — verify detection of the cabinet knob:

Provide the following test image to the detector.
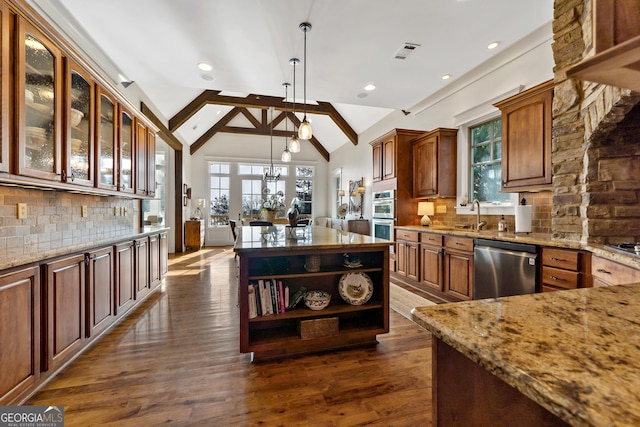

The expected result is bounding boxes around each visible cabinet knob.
[550,276,565,281]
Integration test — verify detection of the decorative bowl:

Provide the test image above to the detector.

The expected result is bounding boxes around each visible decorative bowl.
[70,108,84,127]
[304,290,331,310]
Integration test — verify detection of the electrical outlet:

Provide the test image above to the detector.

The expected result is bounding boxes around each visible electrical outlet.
[81,205,88,217]
[17,203,27,219]
[436,205,447,214]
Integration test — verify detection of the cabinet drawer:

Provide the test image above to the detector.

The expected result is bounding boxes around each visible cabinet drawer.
[541,248,580,271]
[444,236,473,252]
[592,256,640,286]
[541,266,580,290]
[396,230,419,242]
[421,233,443,246]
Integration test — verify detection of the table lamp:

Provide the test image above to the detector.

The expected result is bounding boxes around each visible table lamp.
[418,201,435,226]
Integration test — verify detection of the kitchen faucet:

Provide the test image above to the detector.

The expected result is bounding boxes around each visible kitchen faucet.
[470,199,487,231]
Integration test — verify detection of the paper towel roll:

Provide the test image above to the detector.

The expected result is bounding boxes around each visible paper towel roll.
[515,205,532,233]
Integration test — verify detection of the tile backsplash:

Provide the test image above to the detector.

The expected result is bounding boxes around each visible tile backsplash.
[0,186,138,264]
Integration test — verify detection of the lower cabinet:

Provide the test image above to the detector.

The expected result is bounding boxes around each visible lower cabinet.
[43,254,86,372]
[592,255,640,287]
[396,230,420,281]
[159,231,168,278]
[443,236,474,300]
[420,233,444,292]
[86,246,115,338]
[541,247,591,292]
[0,265,40,405]
[149,233,161,290]
[115,241,135,315]
[135,237,150,300]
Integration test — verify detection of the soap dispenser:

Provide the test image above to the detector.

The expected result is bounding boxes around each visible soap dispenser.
[498,215,507,232]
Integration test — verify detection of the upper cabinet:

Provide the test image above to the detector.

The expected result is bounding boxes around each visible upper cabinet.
[370,129,424,186]
[64,60,94,187]
[0,1,159,197]
[567,0,640,92]
[17,19,62,181]
[494,80,553,192]
[135,120,148,196]
[412,128,457,198]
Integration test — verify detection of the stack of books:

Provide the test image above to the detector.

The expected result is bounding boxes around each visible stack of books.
[247,280,308,318]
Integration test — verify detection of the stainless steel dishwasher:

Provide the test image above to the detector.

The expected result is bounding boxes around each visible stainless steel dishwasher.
[473,239,538,299]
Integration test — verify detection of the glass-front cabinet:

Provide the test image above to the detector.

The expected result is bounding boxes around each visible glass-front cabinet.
[146,128,156,197]
[17,20,62,180]
[0,3,8,173]
[96,87,117,191]
[135,120,148,196]
[118,106,134,193]
[65,60,94,186]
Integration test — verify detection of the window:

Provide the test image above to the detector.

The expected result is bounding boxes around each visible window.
[469,118,510,203]
[142,139,167,226]
[295,166,313,216]
[209,162,230,226]
[239,163,288,218]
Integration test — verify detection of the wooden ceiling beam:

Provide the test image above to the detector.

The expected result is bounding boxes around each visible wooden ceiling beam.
[140,102,183,151]
[168,89,357,145]
[190,107,242,155]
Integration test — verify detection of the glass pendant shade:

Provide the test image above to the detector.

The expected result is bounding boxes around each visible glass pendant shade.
[281,147,291,162]
[298,119,312,140]
[289,135,301,153]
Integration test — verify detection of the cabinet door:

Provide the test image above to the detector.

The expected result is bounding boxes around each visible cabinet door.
[407,241,420,282]
[44,254,85,372]
[396,241,408,277]
[86,246,114,338]
[149,234,161,290]
[413,134,438,198]
[146,129,156,197]
[421,244,443,291]
[444,250,473,300]
[498,81,553,191]
[115,241,135,315]
[118,105,134,193]
[371,142,382,182]
[135,120,148,196]
[0,266,40,405]
[17,20,63,180]
[65,60,94,186]
[96,87,117,190]
[382,137,395,180]
[135,237,150,300]
[0,3,8,173]
[159,232,168,278]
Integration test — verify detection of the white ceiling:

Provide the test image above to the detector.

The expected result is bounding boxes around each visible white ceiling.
[30,0,553,154]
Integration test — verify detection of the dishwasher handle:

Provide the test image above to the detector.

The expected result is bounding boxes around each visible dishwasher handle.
[474,238,538,254]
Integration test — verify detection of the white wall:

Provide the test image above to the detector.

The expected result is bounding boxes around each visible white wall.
[329,24,555,221]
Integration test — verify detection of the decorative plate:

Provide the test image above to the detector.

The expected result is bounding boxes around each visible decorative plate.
[338,272,373,305]
[337,203,348,218]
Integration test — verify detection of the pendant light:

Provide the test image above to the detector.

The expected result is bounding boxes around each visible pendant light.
[298,22,313,140]
[263,107,280,182]
[288,57,301,153]
[281,83,292,163]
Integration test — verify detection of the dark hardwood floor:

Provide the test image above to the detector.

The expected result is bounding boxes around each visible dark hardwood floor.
[27,247,433,426]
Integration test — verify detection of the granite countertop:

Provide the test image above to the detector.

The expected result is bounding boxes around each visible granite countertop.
[412,285,640,427]
[234,225,392,253]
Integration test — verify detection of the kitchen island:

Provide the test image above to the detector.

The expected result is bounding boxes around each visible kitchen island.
[234,225,392,361]
[412,285,640,426]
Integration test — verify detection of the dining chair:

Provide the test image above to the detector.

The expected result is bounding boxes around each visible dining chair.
[249,221,273,226]
[297,219,310,225]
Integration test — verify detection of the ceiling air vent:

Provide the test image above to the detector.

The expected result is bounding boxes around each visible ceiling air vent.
[394,42,421,60]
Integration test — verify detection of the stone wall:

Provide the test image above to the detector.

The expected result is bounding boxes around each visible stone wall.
[552,0,640,244]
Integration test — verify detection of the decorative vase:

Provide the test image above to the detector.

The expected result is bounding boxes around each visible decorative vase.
[262,209,276,222]
[287,207,299,227]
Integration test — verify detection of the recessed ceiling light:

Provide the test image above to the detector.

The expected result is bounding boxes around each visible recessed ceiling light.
[201,74,214,81]
[487,41,500,50]
[198,62,213,71]
[364,83,376,91]
[441,74,451,80]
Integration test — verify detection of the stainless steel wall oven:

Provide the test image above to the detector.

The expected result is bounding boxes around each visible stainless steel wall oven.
[372,190,395,242]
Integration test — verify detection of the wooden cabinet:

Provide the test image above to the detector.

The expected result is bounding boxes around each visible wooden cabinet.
[567,0,640,92]
[592,255,640,287]
[420,233,443,292]
[237,243,390,361]
[443,236,473,300]
[494,80,553,192]
[115,241,135,315]
[64,59,95,187]
[159,231,168,278]
[146,128,157,197]
[43,254,86,372]
[96,87,117,191]
[412,128,457,198]
[135,237,150,300]
[185,219,205,250]
[370,129,425,225]
[17,18,63,181]
[0,2,9,173]
[396,229,420,281]
[541,247,591,292]
[86,246,115,338]
[347,219,370,235]
[118,105,134,193]
[0,265,40,405]
[149,233,161,290]
[134,120,157,197]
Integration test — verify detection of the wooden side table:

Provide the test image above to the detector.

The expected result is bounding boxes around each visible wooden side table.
[185,220,204,250]
[348,219,370,235]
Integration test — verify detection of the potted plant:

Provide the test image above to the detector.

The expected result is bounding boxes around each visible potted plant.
[261,191,284,222]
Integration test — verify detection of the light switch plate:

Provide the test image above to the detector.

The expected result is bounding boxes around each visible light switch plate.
[81,205,88,217]
[436,205,447,214]
[17,203,27,219]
